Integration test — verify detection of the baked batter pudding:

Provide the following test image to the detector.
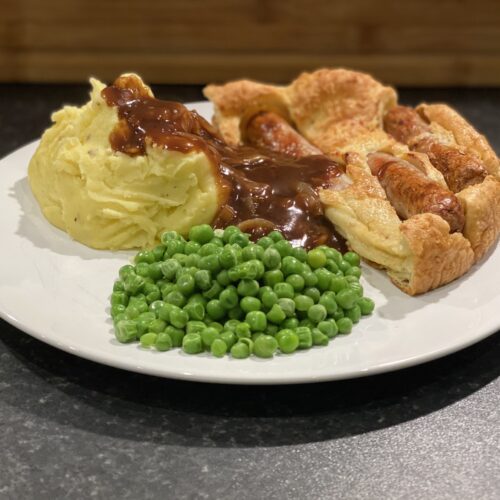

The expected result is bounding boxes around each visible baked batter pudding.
[204,69,500,294]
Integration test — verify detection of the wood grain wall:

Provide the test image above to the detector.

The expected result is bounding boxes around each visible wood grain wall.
[1,0,500,85]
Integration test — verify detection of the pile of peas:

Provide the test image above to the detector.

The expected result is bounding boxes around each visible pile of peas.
[110,224,375,359]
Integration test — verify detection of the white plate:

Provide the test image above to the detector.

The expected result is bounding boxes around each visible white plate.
[0,101,499,384]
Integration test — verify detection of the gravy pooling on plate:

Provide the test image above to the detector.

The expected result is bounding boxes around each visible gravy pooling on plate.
[102,75,346,251]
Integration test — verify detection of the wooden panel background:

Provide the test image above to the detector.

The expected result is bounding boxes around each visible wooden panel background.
[1,0,500,85]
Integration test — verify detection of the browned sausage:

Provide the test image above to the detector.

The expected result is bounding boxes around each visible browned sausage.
[384,106,487,192]
[368,152,465,233]
[246,111,322,158]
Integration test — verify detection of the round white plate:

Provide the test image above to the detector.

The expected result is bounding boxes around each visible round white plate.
[0,101,499,384]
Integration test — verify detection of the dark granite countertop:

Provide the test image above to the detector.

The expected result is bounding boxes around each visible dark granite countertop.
[0,83,499,500]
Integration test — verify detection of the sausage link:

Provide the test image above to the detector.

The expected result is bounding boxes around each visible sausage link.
[246,111,322,158]
[368,153,465,233]
[384,106,487,192]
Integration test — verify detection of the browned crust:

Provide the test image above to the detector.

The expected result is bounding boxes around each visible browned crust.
[397,214,474,295]
[456,175,500,262]
[417,103,500,178]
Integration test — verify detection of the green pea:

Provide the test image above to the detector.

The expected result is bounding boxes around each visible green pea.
[184,301,205,321]
[267,303,286,324]
[240,296,261,313]
[282,256,303,276]
[223,319,240,332]
[345,304,362,324]
[208,321,223,332]
[329,275,348,293]
[222,225,240,243]
[182,333,203,354]
[294,294,314,312]
[161,283,176,299]
[138,311,156,323]
[253,335,278,358]
[184,240,201,255]
[199,243,220,257]
[357,297,375,315]
[325,259,339,274]
[349,281,364,297]
[296,326,313,349]
[186,253,201,268]
[211,338,227,358]
[337,317,353,334]
[345,275,360,284]
[123,274,145,294]
[220,330,236,349]
[165,239,185,258]
[176,273,195,296]
[194,270,212,291]
[201,327,220,349]
[257,236,273,249]
[155,332,172,351]
[125,305,140,320]
[229,232,250,248]
[165,290,186,308]
[119,264,135,280]
[278,298,296,317]
[133,299,149,313]
[325,247,343,265]
[111,291,129,307]
[111,303,126,318]
[199,255,221,274]
[302,270,318,287]
[235,322,252,339]
[292,247,307,262]
[304,287,321,303]
[237,278,259,297]
[319,291,338,314]
[115,319,138,343]
[140,332,158,347]
[160,230,180,244]
[188,293,208,307]
[172,253,189,266]
[113,280,125,293]
[272,282,293,300]
[318,319,338,338]
[216,270,231,287]
[345,266,361,278]
[206,299,225,320]
[332,309,344,321]
[135,250,155,264]
[170,308,189,328]
[148,319,166,333]
[312,328,329,346]
[262,290,278,309]
[308,304,327,323]
[315,268,332,291]
[344,251,361,267]
[307,248,327,269]
[242,244,264,261]
[273,240,293,258]
[186,320,207,334]
[160,259,181,281]
[165,326,185,347]
[147,262,163,281]
[264,269,284,287]
[261,248,281,273]
[338,260,351,274]
[282,317,299,330]
[286,274,305,291]
[189,224,214,244]
[231,341,250,359]
[246,311,267,332]
[277,330,299,354]
[219,286,239,309]
[299,318,315,329]
[336,288,357,309]
[203,281,223,300]
[268,230,284,242]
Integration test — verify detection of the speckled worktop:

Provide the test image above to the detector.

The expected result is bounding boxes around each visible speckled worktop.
[0,84,499,500]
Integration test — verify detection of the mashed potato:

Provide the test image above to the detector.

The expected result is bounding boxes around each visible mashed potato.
[28,77,220,250]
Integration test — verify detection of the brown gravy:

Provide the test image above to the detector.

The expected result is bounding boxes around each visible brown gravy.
[102,76,346,251]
